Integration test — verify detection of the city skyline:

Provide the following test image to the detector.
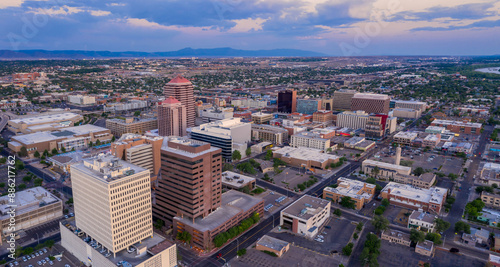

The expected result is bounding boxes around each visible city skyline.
[0,0,499,56]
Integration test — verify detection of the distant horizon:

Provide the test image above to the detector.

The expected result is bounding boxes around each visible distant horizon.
[0,48,500,58]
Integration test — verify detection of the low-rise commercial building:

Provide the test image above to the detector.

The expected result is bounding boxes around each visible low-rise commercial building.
[381,229,411,246]
[104,100,148,113]
[8,125,112,156]
[431,119,482,135]
[255,235,290,257]
[415,241,435,257]
[280,195,331,238]
[481,192,500,208]
[408,210,437,232]
[425,126,446,134]
[200,107,233,123]
[312,110,334,123]
[393,108,422,119]
[393,173,436,189]
[251,112,273,124]
[323,177,375,210]
[273,146,339,170]
[221,171,256,191]
[0,187,63,236]
[380,182,447,214]
[173,190,264,250]
[8,112,83,134]
[290,132,331,151]
[251,124,289,145]
[68,95,95,105]
[423,134,441,148]
[394,100,427,112]
[106,117,158,137]
[393,131,418,145]
[479,163,500,186]
[362,160,412,179]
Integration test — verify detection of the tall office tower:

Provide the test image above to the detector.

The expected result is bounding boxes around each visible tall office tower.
[278,89,297,113]
[163,75,195,128]
[110,133,164,182]
[351,93,390,114]
[157,96,187,137]
[154,137,223,223]
[71,154,153,257]
[332,89,357,110]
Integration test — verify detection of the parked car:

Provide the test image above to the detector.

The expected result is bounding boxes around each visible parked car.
[450,248,460,254]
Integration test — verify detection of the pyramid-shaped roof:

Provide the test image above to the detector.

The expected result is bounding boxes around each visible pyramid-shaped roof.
[168,75,191,84]
[161,96,181,105]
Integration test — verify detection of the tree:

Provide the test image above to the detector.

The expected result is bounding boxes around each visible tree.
[264,149,273,160]
[89,141,93,147]
[18,184,27,190]
[154,219,164,230]
[177,231,192,243]
[134,110,141,117]
[371,215,389,233]
[342,243,354,256]
[333,209,342,217]
[455,221,471,234]
[413,167,425,176]
[434,218,451,233]
[410,229,425,243]
[19,146,28,157]
[23,175,32,183]
[246,147,252,156]
[339,196,356,209]
[366,177,377,184]
[111,136,116,142]
[232,150,242,161]
[96,139,101,146]
[425,233,442,245]
[34,151,40,158]
[356,222,364,232]
[237,248,247,256]
[371,166,380,177]
[52,148,58,155]
[465,199,485,218]
[381,198,390,207]
[61,146,66,153]
[223,163,233,171]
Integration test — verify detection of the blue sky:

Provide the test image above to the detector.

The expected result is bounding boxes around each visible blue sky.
[1,0,499,56]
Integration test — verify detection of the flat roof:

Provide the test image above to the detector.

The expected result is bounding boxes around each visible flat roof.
[416,240,434,251]
[161,137,220,159]
[221,171,256,189]
[353,93,390,100]
[257,235,289,252]
[10,112,81,125]
[324,177,375,201]
[394,131,418,139]
[274,146,339,163]
[382,229,410,241]
[282,195,330,221]
[362,159,412,172]
[0,187,61,220]
[11,124,109,145]
[174,190,263,232]
[381,182,447,205]
[432,119,482,128]
[394,100,426,105]
[73,154,148,183]
[409,210,437,224]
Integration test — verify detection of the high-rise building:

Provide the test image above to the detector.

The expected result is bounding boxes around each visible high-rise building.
[336,110,369,129]
[296,99,322,114]
[190,118,251,161]
[332,89,357,110]
[351,93,390,114]
[163,76,195,128]
[157,96,187,137]
[154,137,223,223]
[71,154,153,256]
[106,117,158,137]
[278,90,297,113]
[110,133,164,183]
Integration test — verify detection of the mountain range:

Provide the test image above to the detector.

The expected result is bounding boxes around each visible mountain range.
[0,47,327,59]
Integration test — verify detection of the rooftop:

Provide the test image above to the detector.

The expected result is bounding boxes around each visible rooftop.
[432,119,482,128]
[424,134,440,142]
[282,195,330,221]
[394,100,427,105]
[221,171,256,189]
[73,153,148,183]
[10,112,81,125]
[256,235,289,252]
[353,93,390,100]
[11,124,109,145]
[416,240,434,251]
[160,96,181,104]
[381,182,447,205]
[174,190,263,232]
[162,137,220,158]
[324,177,375,201]
[394,131,419,139]
[409,210,437,224]
[362,159,412,172]
[0,187,61,220]
[382,229,410,241]
[274,146,339,163]
[168,75,191,84]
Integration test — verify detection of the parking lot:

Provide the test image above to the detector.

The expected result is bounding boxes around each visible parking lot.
[379,240,484,267]
[272,168,318,192]
[381,205,413,227]
[260,190,291,217]
[268,216,356,255]
[17,219,63,246]
[6,246,76,267]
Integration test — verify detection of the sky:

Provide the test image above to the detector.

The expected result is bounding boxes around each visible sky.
[0,0,499,56]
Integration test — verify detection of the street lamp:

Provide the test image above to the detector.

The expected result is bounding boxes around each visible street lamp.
[35,232,40,245]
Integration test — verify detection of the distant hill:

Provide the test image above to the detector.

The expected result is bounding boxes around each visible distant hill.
[0,47,327,59]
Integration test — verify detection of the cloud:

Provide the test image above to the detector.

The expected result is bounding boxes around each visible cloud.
[391,2,497,21]
[411,19,500,31]
[90,10,111,17]
[228,17,267,33]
